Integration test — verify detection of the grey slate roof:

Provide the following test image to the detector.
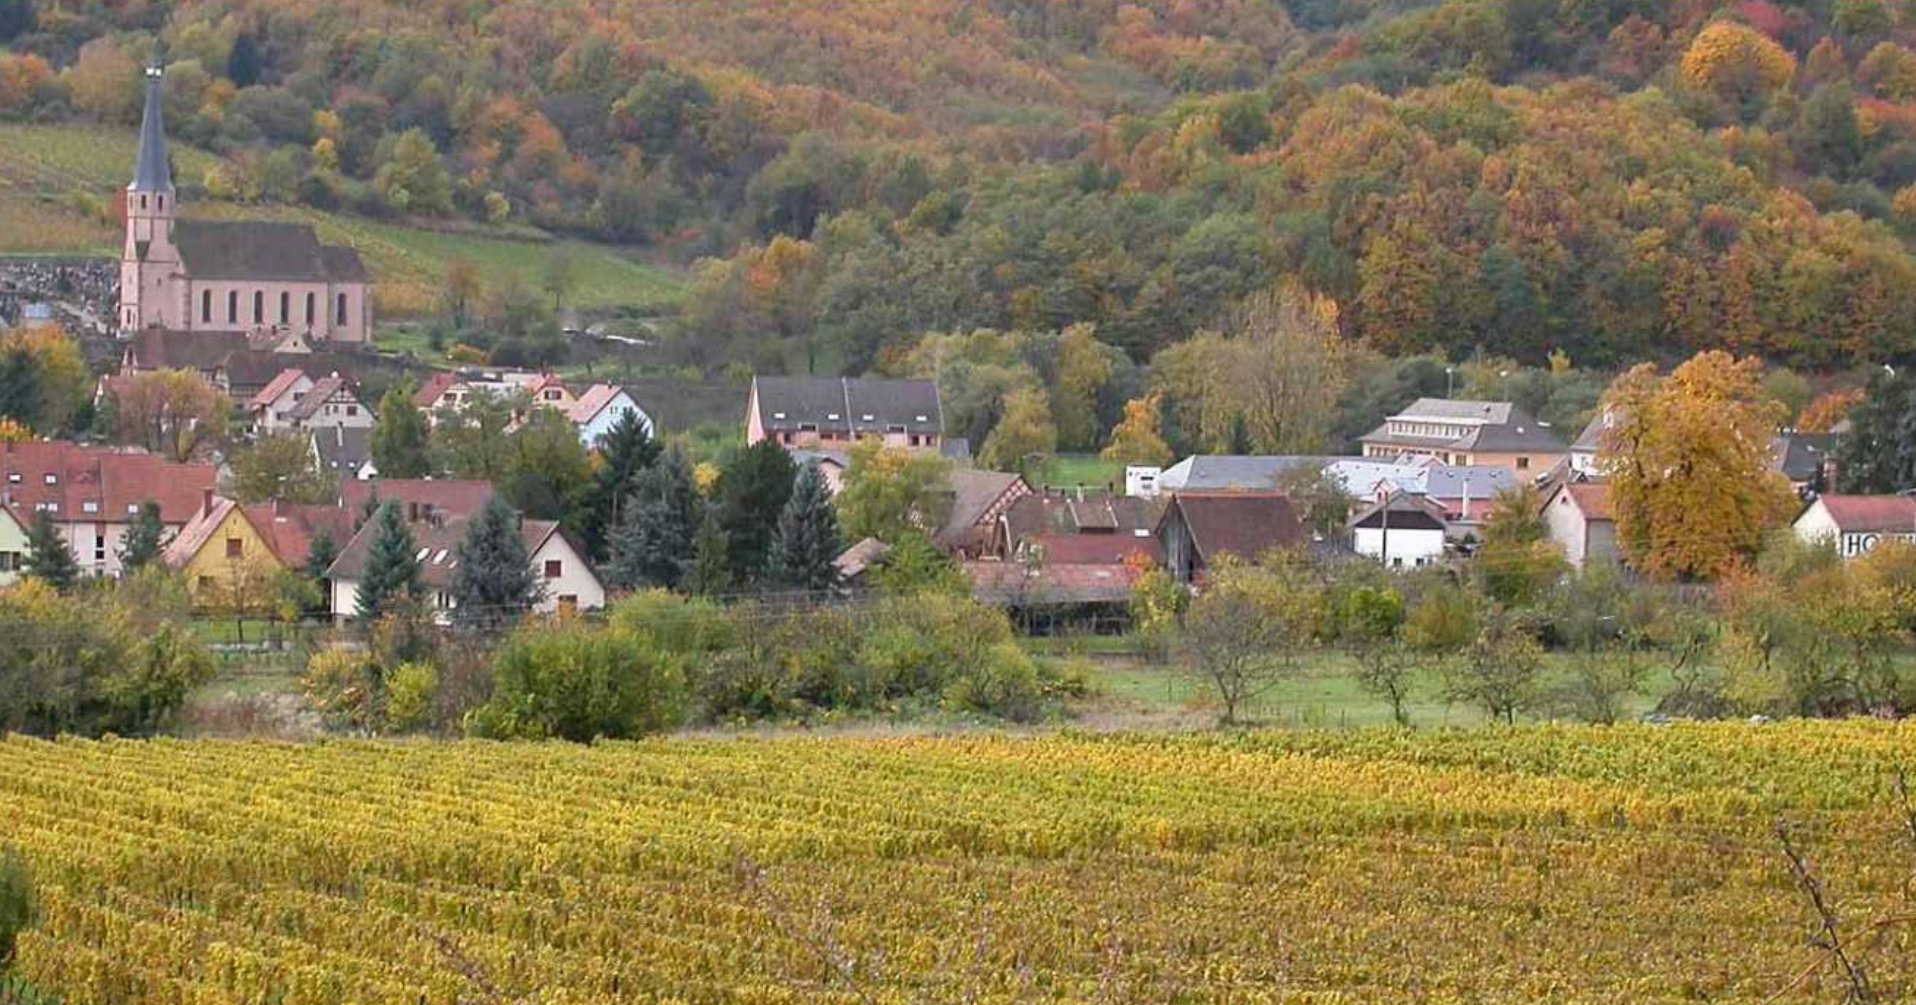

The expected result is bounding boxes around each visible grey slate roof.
[752,376,943,437]
[1771,432,1838,483]
[173,220,367,283]
[311,426,372,476]
[1159,456,1334,493]
[1395,398,1516,423]
[130,68,172,193]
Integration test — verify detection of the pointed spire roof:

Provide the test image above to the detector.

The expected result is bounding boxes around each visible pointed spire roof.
[129,65,172,193]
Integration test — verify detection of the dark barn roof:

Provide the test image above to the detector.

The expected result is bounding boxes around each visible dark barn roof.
[752,376,944,437]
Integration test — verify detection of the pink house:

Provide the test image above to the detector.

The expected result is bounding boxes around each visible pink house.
[119,66,371,343]
[746,376,947,453]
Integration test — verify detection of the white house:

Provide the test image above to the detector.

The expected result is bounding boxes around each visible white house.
[569,384,652,448]
[249,369,370,435]
[1541,481,1618,570]
[1347,491,1450,569]
[0,504,26,587]
[327,513,605,622]
[1793,495,1916,559]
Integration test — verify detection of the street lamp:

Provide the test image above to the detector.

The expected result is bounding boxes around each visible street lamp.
[1445,366,1455,398]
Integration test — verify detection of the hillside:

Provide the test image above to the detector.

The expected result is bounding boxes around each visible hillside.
[0,123,686,317]
[2,723,1913,1001]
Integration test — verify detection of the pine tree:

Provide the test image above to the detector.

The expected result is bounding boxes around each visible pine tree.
[768,462,841,592]
[227,32,264,88]
[607,446,699,591]
[716,439,796,584]
[303,528,340,618]
[370,385,433,479]
[355,502,422,623]
[687,505,731,598]
[450,495,544,629]
[579,407,659,561]
[117,501,168,572]
[23,509,77,592]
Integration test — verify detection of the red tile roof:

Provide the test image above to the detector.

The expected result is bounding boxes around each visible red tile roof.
[163,498,355,569]
[0,442,217,526]
[1163,492,1305,564]
[1816,495,1916,533]
[248,368,308,411]
[1564,483,1614,522]
[566,384,625,425]
[412,372,461,409]
[339,479,495,523]
[1023,533,1162,566]
[964,561,1142,606]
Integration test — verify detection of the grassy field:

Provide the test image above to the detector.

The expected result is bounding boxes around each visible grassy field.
[2,724,1913,1002]
[1033,453,1125,490]
[0,123,686,317]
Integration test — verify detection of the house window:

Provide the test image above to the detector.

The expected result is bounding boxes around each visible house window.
[1516,457,1530,470]
[279,291,290,325]
[81,501,98,514]
[336,292,348,326]
[198,575,215,592]
[544,560,562,579]
[225,537,243,559]
[93,533,105,563]
[228,291,239,323]
[157,195,164,211]
[201,290,212,323]
[253,291,264,324]
[43,474,55,485]
[346,405,358,417]
[0,552,15,572]
[558,595,578,612]
[305,292,315,326]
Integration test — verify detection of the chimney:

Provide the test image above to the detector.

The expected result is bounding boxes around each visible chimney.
[1460,475,1471,522]
[201,488,213,517]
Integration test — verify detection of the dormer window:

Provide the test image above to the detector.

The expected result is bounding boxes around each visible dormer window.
[827,413,841,421]
[43,474,56,485]
[82,501,99,514]
[5,473,18,484]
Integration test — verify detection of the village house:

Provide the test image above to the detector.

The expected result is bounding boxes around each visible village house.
[1540,482,1619,570]
[568,384,652,448]
[1568,408,1616,478]
[248,369,372,435]
[311,427,376,482]
[746,376,954,456]
[1156,492,1305,584]
[116,326,364,400]
[0,442,217,578]
[1359,399,1565,475]
[0,505,25,587]
[936,469,1033,558]
[1793,495,1916,559]
[162,493,354,605]
[413,370,583,429]
[1347,491,1451,569]
[119,67,371,341]
[1771,431,1839,496]
[326,513,604,621]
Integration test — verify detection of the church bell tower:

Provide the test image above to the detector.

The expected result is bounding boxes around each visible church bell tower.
[120,64,179,334]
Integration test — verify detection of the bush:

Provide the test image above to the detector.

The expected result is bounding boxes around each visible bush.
[0,580,215,737]
[384,662,438,733]
[467,620,688,741]
[302,647,382,731]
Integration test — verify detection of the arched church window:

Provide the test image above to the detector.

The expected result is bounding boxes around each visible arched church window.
[253,291,264,325]
[279,292,289,326]
[305,293,315,327]
[228,291,238,323]
[201,290,211,324]
[336,292,348,326]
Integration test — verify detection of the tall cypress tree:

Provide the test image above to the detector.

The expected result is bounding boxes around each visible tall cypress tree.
[769,462,841,592]
[355,502,422,623]
[23,509,77,593]
[303,528,340,618]
[716,439,796,584]
[450,496,543,628]
[687,504,731,598]
[370,385,433,479]
[607,446,699,591]
[117,501,168,572]
[580,407,660,562]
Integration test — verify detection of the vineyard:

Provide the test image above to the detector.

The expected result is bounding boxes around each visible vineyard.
[1,724,1913,1003]
[0,124,685,317]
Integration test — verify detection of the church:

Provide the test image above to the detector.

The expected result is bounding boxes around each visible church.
[119,66,372,343]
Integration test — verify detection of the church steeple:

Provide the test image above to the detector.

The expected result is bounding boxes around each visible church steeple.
[129,65,172,194]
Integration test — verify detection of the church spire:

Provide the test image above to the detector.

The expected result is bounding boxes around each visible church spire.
[129,65,172,194]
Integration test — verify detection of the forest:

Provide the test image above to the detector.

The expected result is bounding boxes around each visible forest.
[5,0,1916,375]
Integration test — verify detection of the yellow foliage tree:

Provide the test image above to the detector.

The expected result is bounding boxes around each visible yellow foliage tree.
[1680,22,1796,106]
[1101,393,1174,467]
[1598,351,1798,581]
[0,418,30,443]
[1052,323,1113,452]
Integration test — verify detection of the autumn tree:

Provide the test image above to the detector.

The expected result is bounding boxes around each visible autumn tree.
[1151,282,1348,454]
[1183,559,1321,726]
[1680,21,1797,109]
[980,387,1058,475]
[375,129,454,215]
[371,385,434,479]
[1599,352,1798,580]
[443,260,483,328]
[1101,393,1174,467]
[109,370,230,462]
[229,434,335,504]
[1051,323,1113,452]
[834,438,953,543]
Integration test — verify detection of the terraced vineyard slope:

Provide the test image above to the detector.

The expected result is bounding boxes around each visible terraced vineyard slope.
[2,723,1913,1003]
[0,124,684,317]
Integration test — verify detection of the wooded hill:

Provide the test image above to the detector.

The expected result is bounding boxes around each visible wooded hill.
[5,0,1916,369]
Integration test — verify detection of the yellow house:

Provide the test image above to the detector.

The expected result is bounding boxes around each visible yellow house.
[163,496,350,609]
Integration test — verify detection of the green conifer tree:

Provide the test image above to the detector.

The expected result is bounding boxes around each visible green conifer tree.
[716,439,796,584]
[607,446,700,591]
[22,508,78,593]
[117,501,168,572]
[687,505,731,598]
[355,502,422,623]
[768,462,841,592]
[450,496,544,628]
[580,407,660,562]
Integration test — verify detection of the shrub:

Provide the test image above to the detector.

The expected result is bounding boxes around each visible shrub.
[467,621,688,741]
[302,647,382,731]
[384,662,439,733]
[0,580,215,737]
[942,642,1046,722]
